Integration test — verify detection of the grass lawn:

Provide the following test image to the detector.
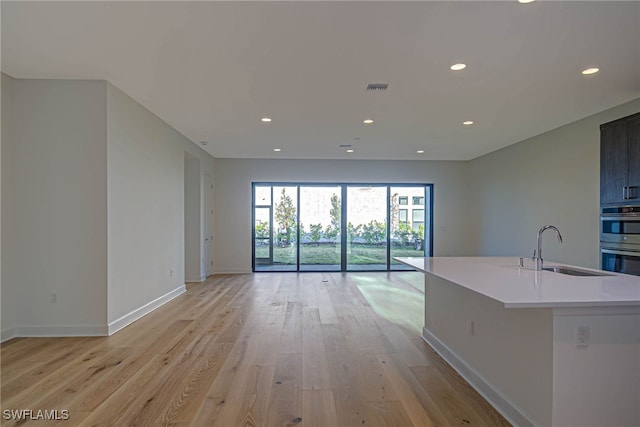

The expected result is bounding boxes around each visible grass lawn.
[256,243,425,265]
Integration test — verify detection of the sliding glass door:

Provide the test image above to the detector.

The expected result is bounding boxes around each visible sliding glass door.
[253,184,298,271]
[299,186,342,271]
[346,186,388,271]
[252,183,431,272]
[390,185,431,270]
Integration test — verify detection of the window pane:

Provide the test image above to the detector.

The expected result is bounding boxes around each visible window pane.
[255,186,271,205]
[299,186,341,271]
[412,209,424,222]
[254,206,272,266]
[391,187,426,269]
[399,196,408,205]
[272,186,298,269]
[347,186,387,271]
[412,196,424,205]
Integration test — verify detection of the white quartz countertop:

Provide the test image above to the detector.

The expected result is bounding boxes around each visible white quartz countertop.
[394,257,640,308]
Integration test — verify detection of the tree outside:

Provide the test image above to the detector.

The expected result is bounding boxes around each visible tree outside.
[324,193,341,244]
[274,188,296,246]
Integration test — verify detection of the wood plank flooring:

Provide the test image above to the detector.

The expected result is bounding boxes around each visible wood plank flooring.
[1,272,510,426]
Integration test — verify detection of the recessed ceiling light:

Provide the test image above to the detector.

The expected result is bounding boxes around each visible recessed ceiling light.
[581,67,600,75]
[273,148,281,152]
[463,120,474,126]
[518,0,535,3]
[346,149,355,153]
[450,63,466,71]
[261,117,272,122]
[417,150,425,154]
[363,119,374,124]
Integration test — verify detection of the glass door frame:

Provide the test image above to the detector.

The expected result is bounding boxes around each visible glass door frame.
[252,186,274,268]
[252,182,433,272]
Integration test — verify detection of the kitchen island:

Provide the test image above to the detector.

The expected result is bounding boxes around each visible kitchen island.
[395,257,640,427]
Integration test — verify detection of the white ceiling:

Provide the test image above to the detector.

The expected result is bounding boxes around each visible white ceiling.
[2,1,639,160]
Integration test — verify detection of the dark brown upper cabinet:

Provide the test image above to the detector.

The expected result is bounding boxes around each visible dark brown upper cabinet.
[600,112,640,205]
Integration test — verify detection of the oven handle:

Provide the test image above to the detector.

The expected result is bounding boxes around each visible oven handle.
[600,216,640,221]
[600,248,640,257]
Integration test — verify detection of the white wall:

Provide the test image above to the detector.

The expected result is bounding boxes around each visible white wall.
[1,73,16,339]
[213,158,470,273]
[468,98,640,269]
[3,78,109,337]
[1,76,215,340]
[106,83,214,326]
[424,273,553,426]
[552,308,640,426]
[184,154,203,282]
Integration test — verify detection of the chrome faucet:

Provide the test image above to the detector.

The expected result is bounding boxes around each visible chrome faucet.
[534,225,563,270]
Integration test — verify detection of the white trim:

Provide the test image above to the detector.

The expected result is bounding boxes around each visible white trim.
[7,324,108,338]
[185,275,206,283]
[422,327,535,427]
[108,285,186,335]
[1,327,17,343]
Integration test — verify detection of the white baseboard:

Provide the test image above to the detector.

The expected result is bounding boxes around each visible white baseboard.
[215,270,251,274]
[108,285,186,335]
[3,324,108,340]
[422,327,534,427]
[185,275,206,283]
[1,286,187,342]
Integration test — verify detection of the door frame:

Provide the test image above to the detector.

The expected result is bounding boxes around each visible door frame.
[204,172,214,277]
[252,186,274,268]
[253,205,274,266]
[252,182,433,272]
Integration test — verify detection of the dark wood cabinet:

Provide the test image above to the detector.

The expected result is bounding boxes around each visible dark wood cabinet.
[600,112,640,205]
[628,114,640,199]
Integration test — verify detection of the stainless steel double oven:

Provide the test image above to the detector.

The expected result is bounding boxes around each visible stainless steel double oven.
[600,205,640,276]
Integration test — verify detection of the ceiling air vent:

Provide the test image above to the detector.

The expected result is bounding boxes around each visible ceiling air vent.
[366,83,388,91]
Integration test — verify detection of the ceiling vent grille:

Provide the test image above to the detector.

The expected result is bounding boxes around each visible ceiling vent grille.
[366,83,388,91]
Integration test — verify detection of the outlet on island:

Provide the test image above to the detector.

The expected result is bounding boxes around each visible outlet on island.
[577,325,590,347]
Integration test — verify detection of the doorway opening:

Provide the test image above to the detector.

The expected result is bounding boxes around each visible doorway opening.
[184,153,203,282]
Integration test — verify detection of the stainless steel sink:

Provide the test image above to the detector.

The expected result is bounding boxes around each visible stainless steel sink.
[542,266,613,277]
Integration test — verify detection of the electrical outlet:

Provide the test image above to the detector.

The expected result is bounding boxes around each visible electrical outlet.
[577,325,590,347]
[51,293,57,303]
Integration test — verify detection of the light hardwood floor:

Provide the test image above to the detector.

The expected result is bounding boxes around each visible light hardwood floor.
[1,272,510,426]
